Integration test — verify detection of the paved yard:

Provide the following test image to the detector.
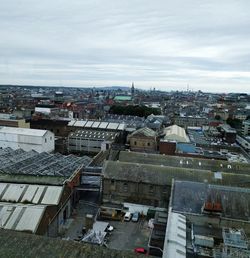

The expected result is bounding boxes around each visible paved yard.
[106,218,150,252]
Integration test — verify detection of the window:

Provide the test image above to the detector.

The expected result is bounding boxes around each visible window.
[134,141,137,145]
[147,142,150,146]
[149,185,154,194]
[50,136,52,140]
[123,183,128,192]
[45,138,47,143]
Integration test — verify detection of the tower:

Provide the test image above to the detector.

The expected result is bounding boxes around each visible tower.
[131,82,135,96]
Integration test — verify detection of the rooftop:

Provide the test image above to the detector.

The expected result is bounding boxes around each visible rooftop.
[163,209,186,258]
[118,151,250,175]
[0,182,63,205]
[0,229,138,258]
[113,95,132,101]
[68,120,126,131]
[172,180,250,221]
[0,127,48,137]
[102,160,250,187]
[69,129,118,141]
[163,125,190,143]
[128,127,157,138]
[0,148,91,184]
[0,203,46,233]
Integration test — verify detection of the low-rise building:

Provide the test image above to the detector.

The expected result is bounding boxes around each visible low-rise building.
[127,127,158,152]
[0,147,92,237]
[0,127,54,153]
[175,115,208,129]
[218,124,237,143]
[68,129,118,154]
[243,119,250,136]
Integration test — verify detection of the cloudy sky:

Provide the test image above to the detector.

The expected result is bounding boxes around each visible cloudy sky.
[0,0,250,92]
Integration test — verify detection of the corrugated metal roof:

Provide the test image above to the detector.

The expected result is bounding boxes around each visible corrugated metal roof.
[85,121,94,128]
[99,122,109,129]
[92,122,101,128]
[74,120,87,127]
[107,123,119,130]
[0,183,63,205]
[117,123,126,131]
[41,186,62,205]
[0,127,47,137]
[163,209,186,258]
[0,203,46,233]
[68,120,76,126]
[15,205,45,233]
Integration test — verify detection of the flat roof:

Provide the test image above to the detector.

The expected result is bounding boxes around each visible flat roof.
[0,127,47,137]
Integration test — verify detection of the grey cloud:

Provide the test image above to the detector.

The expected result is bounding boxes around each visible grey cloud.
[0,0,250,92]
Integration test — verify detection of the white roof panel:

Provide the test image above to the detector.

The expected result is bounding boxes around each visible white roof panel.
[41,186,62,205]
[32,186,45,204]
[15,205,45,233]
[107,123,119,130]
[74,120,87,127]
[85,121,94,128]
[0,127,47,137]
[163,210,186,258]
[21,185,39,203]
[99,122,109,129]
[0,205,14,226]
[68,120,76,126]
[92,121,101,128]
[0,183,7,196]
[4,206,23,230]
[2,184,26,202]
[118,123,126,131]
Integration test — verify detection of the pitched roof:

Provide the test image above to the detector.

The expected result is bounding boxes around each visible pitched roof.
[163,125,189,142]
[103,160,250,188]
[129,127,157,138]
[0,229,138,258]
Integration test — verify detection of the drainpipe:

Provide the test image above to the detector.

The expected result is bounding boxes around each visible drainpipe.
[147,227,163,254]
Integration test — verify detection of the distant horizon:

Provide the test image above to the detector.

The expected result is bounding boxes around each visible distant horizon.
[1,83,249,94]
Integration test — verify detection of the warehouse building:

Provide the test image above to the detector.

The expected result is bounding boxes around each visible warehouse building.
[166,180,250,257]
[0,127,55,153]
[127,127,158,152]
[68,129,119,153]
[0,148,92,236]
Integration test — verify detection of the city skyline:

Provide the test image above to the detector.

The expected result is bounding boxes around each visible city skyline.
[1,0,250,93]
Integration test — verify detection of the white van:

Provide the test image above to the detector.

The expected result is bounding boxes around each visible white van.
[124,212,132,221]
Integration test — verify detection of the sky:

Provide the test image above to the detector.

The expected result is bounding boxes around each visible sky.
[0,0,250,93]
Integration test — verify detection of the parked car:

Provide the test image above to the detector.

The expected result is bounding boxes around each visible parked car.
[124,212,132,221]
[134,247,148,255]
[132,212,140,222]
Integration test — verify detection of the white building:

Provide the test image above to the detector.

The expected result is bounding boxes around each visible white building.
[0,127,54,153]
[163,125,190,143]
